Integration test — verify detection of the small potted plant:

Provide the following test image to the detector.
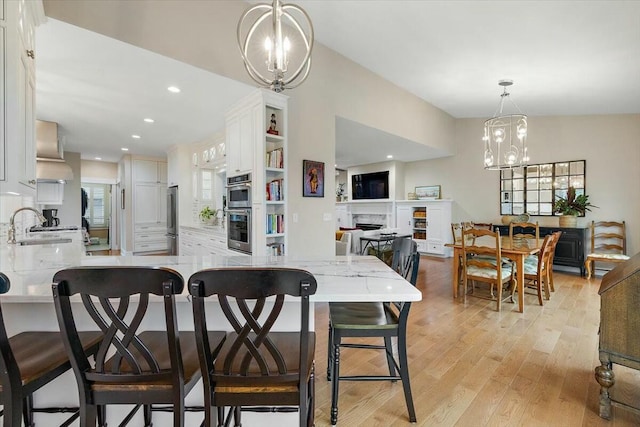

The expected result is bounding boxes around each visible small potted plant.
[553,186,596,227]
[199,206,220,225]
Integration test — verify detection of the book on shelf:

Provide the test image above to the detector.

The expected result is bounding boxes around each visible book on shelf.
[266,147,284,169]
[266,213,285,234]
[266,178,284,201]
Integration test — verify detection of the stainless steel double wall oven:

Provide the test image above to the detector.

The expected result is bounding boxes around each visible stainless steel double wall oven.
[226,173,252,253]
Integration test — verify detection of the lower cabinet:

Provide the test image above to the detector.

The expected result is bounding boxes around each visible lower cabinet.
[179,225,242,256]
[134,223,166,253]
[396,200,453,257]
[495,225,587,276]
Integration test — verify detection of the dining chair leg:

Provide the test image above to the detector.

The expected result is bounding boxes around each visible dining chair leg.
[537,278,544,305]
[330,334,341,426]
[398,331,417,422]
[384,336,397,378]
[585,259,593,279]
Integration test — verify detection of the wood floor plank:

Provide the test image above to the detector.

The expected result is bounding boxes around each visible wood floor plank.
[312,256,640,426]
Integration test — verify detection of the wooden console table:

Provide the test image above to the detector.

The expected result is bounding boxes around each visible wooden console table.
[495,225,587,276]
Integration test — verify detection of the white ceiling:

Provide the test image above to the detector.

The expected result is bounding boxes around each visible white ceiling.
[35,1,640,167]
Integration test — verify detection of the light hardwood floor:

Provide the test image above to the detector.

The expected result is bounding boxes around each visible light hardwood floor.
[313,255,640,426]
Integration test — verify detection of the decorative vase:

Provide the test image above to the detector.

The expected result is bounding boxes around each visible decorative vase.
[559,215,577,228]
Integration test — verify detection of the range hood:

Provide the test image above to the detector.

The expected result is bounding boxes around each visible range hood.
[36,120,74,183]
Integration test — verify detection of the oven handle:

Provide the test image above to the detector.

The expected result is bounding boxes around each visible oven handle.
[226,208,251,215]
[226,183,251,189]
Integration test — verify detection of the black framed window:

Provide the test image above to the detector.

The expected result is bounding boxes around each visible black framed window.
[500,160,586,216]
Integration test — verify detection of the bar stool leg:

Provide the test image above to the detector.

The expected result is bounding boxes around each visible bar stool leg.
[330,332,341,426]
[22,395,34,427]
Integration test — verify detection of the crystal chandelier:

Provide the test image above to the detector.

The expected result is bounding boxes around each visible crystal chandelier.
[483,80,528,170]
[237,0,314,93]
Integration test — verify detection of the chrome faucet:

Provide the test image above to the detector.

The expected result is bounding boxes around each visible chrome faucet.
[7,207,47,244]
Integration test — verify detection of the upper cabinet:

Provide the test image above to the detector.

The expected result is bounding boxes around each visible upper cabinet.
[0,0,44,196]
[132,159,167,184]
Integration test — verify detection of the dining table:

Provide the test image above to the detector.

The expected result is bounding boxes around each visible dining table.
[447,236,542,313]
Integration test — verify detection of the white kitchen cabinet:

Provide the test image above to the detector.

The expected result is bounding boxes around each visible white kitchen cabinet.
[132,159,166,184]
[0,0,42,195]
[225,104,257,176]
[179,225,239,256]
[36,182,64,205]
[396,200,452,257]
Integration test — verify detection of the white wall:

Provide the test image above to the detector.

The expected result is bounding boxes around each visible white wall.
[53,151,82,227]
[404,114,640,254]
[347,161,404,201]
[81,159,118,181]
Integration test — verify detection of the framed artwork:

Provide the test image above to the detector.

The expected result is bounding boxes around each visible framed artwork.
[415,185,441,200]
[303,160,324,197]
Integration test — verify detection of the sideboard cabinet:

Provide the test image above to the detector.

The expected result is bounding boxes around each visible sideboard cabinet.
[495,225,587,276]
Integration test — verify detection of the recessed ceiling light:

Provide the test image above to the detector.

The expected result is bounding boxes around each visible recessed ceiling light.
[132,134,141,139]
[386,155,393,159]
[95,157,102,160]
[167,86,181,93]
[121,147,129,151]
[143,118,154,123]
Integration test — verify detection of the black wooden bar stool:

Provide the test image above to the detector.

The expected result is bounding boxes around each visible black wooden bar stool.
[52,266,226,427]
[327,238,420,425]
[0,272,102,427]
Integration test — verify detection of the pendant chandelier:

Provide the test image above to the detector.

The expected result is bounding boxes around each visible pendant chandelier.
[483,80,528,170]
[237,0,314,93]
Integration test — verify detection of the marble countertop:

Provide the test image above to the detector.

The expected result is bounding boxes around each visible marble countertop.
[0,233,421,303]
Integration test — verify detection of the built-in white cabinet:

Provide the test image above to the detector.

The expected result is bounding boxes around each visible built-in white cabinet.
[396,200,452,256]
[179,225,239,256]
[0,0,43,196]
[225,103,257,176]
[225,89,288,256]
[36,182,64,205]
[117,156,168,254]
[133,159,166,184]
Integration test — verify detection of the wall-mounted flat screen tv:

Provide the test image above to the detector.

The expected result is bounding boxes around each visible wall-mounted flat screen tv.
[352,171,389,200]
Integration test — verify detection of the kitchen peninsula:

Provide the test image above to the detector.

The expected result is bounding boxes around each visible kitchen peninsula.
[0,230,421,426]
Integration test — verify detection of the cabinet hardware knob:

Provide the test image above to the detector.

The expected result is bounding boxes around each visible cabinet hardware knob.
[29,179,36,184]
[26,50,34,59]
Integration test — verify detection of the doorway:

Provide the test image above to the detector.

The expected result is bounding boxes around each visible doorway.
[81,182,112,252]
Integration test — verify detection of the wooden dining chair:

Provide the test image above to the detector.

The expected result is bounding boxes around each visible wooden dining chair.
[546,231,563,292]
[471,222,494,231]
[0,272,102,427]
[189,267,317,427]
[519,233,559,305]
[509,221,540,245]
[461,228,516,311]
[52,266,225,427]
[327,238,420,425]
[585,221,629,279]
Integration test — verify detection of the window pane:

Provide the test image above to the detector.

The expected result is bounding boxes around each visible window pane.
[570,161,584,175]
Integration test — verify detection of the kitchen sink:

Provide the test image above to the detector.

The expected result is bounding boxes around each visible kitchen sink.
[17,238,73,246]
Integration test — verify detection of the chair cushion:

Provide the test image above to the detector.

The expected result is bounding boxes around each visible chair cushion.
[587,253,630,261]
[466,265,513,280]
[329,302,399,330]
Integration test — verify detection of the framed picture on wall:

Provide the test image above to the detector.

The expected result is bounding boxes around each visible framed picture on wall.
[415,185,441,200]
[303,160,324,197]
